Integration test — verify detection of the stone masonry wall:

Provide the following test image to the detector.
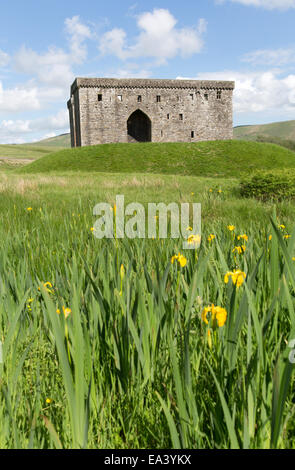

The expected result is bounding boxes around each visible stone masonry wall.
[68,78,235,147]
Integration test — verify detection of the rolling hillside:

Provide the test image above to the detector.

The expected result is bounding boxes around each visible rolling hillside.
[234,120,295,141]
[0,133,71,161]
[18,140,295,178]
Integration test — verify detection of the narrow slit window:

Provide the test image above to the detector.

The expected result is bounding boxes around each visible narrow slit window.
[156,95,161,103]
[190,94,194,100]
[191,131,195,138]
[138,95,142,102]
[167,114,170,119]
[204,93,208,101]
[161,130,163,137]
[98,94,102,102]
[179,114,183,121]
[118,95,123,102]
[217,90,222,100]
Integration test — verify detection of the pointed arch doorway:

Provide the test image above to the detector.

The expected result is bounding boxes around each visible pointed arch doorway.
[127,109,152,142]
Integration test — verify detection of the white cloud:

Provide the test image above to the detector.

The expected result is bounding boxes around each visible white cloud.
[0,15,92,142]
[99,9,206,64]
[0,49,9,67]
[0,80,40,112]
[13,16,91,87]
[241,47,295,66]
[183,70,295,115]
[100,28,127,60]
[0,15,92,118]
[114,68,152,78]
[64,15,92,63]
[14,46,74,87]
[0,109,69,144]
[217,0,295,10]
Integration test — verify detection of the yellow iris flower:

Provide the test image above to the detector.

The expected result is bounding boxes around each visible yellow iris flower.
[201,304,227,327]
[224,270,246,288]
[171,253,187,268]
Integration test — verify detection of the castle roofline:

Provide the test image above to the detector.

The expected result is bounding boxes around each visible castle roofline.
[71,77,235,94]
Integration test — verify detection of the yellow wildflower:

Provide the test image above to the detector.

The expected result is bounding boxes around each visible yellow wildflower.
[227,225,235,232]
[201,304,227,328]
[171,253,187,268]
[292,257,295,261]
[269,235,272,241]
[38,282,54,294]
[90,227,95,232]
[208,234,215,242]
[186,226,193,231]
[232,245,246,255]
[278,224,285,230]
[46,398,52,404]
[57,306,72,319]
[209,189,213,193]
[218,189,222,193]
[224,269,246,288]
[26,207,33,212]
[188,234,201,246]
[284,234,291,239]
[237,234,248,242]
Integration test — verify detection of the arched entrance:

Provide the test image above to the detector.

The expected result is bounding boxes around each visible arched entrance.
[127,110,151,142]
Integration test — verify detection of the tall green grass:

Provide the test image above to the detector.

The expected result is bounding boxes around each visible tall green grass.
[0,193,294,448]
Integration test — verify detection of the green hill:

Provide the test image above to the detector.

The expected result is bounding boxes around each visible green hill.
[18,140,295,178]
[234,120,295,141]
[26,133,71,148]
[0,133,71,161]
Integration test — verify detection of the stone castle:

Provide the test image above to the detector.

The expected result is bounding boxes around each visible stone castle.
[67,78,235,147]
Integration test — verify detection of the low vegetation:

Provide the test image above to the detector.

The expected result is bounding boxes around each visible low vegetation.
[240,170,295,202]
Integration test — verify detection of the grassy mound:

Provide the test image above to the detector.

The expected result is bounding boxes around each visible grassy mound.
[18,140,295,177]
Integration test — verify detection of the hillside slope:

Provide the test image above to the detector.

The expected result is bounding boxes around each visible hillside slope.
[18,140,295,178]
[234,120,295,141]
[0,133,71,160]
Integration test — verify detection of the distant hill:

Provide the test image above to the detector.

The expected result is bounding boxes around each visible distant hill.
[26,133,71,148]
[234,120,295,141]
[18,140,295,178]
[0,133,71,161]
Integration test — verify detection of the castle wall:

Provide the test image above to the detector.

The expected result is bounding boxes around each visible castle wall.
[68,78,234,147]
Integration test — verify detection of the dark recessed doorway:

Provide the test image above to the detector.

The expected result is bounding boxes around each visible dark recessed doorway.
[127,110,151,142]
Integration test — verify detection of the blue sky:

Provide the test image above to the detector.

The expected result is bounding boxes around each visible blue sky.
[1,0,295,143]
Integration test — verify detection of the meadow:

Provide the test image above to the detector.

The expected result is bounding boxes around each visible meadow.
[0,141,295,449]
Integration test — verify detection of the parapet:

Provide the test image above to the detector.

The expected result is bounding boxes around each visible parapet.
[71,78,235,95]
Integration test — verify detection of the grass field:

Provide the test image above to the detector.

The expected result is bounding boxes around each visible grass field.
[0,141,295,449]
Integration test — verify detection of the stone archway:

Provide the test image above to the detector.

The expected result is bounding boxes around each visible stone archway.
[127,110,151,142]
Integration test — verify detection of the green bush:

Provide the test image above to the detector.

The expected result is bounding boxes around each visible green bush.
[240,170,295,201]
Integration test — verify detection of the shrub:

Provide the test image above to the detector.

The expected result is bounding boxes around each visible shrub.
[240,170,295,201]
